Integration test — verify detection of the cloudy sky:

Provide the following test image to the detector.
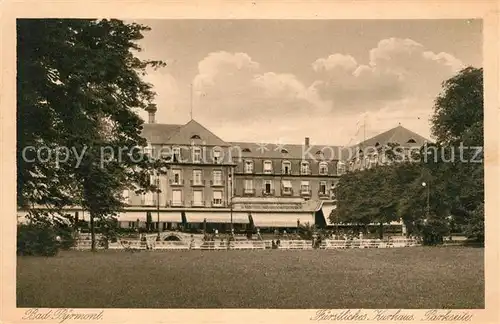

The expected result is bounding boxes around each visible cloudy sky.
[133,19,482,146]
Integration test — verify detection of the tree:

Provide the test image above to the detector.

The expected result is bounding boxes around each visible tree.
[17,19,167,251]
[430,67,484,242]
[431,67,483,146]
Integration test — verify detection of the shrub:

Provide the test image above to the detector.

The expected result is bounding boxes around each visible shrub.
[17,223,59,256]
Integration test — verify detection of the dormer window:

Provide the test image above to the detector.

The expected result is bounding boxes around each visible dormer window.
[242,148,251,153]
[319,162,328,175]
[300,161,310,175]
[407,138,416,144]
[337,162,346,175]
[190,135,201,140]
[144,143,154,157]
[282,161,291,175]
[172,147,181,163]
[281,149,288,154]
[213,149,221,164]
[263,160,273,174]
[192,147,202,163]
[244,160,254,173]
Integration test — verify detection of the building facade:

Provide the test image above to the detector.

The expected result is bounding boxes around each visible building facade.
[17,107,428,232]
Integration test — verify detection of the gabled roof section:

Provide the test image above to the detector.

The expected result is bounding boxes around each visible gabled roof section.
[356,125,429,148]
[166,119,230,146]
[141,123,182,144]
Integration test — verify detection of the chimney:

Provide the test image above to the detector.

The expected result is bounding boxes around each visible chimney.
[145,104,157,124]
[305,137,310,147]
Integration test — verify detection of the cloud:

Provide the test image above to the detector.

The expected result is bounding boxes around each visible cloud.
[312,37,464,112]
[192,51,330,124]
[312,54,358,73]
[167,40,463,144]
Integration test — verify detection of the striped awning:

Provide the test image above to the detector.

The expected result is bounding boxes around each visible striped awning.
[186,212,250,224]
[251,213,315,228]
[117,211,181,222]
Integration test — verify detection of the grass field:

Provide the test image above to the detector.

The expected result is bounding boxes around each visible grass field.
[17,246,484,309]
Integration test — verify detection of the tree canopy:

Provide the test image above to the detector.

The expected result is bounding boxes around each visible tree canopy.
[17,19,167,248]
[331,67,484,243]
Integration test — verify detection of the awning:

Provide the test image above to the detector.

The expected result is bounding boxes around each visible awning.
[186,212,250,224]
[282,180,292,188]
[321,204,337,224]
[117,211,181,222]
[251,213,315,228]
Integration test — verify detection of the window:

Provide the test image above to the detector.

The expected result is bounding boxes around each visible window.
[319,162,328,175]
[300,161,310,175]
[244,179,253,189]
[281,149,288,154]
[190,134,201,140]
[172,147,181,162]
[192,170,202,185]
[319,181,327,195]
[300,181,310,193]
[407,138,416,144]
[193,190,203,206]
[193,147,202,163]
[213,149,221,164]
[172,169,182,184]
[212,170,222,185]
[172,190,182,206]
[337,162,346,175]
[282,180,293,195]
[213,191,223,206]
[144,143,153,157]
[242,148,251,153]
[122,190,130,203]
[144,192,154,205]
[330,183,337,199]
[244,160,254,173]
[160,146,171,160]
[244,179,254,193]
[264,180,273,194]
[263,160,273,174]
[282,161,291,175]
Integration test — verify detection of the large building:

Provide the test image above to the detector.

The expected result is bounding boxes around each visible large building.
[17,105,429,232]
[114,107,428,232]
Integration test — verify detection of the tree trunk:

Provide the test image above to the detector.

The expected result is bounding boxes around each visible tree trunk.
[378,222,384,240]
[90,212,96,252]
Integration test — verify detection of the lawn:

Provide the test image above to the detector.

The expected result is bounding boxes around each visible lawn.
[17,247,484,309]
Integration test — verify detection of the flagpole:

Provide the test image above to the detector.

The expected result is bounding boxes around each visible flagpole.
[190,84,193,120]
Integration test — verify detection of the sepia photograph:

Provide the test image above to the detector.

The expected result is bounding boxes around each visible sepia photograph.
[9,9,491,317]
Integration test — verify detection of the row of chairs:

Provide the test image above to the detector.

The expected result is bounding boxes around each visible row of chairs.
[73,238,420,251]
[320,239,419,249]
[272,240,313,250]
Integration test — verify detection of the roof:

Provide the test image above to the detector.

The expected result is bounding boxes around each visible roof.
[140,121,428,162]
[354,125,429,149]
[158,119,230,147]
[228,142,350,161]
[141,123,182,144]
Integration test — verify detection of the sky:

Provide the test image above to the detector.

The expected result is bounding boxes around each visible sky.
[133,19,482,146]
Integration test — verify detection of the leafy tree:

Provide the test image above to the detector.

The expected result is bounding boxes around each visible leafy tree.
[17,19,167,251]
[464,202,484,243]
[431,67,483,146]
[430,67,484,242]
